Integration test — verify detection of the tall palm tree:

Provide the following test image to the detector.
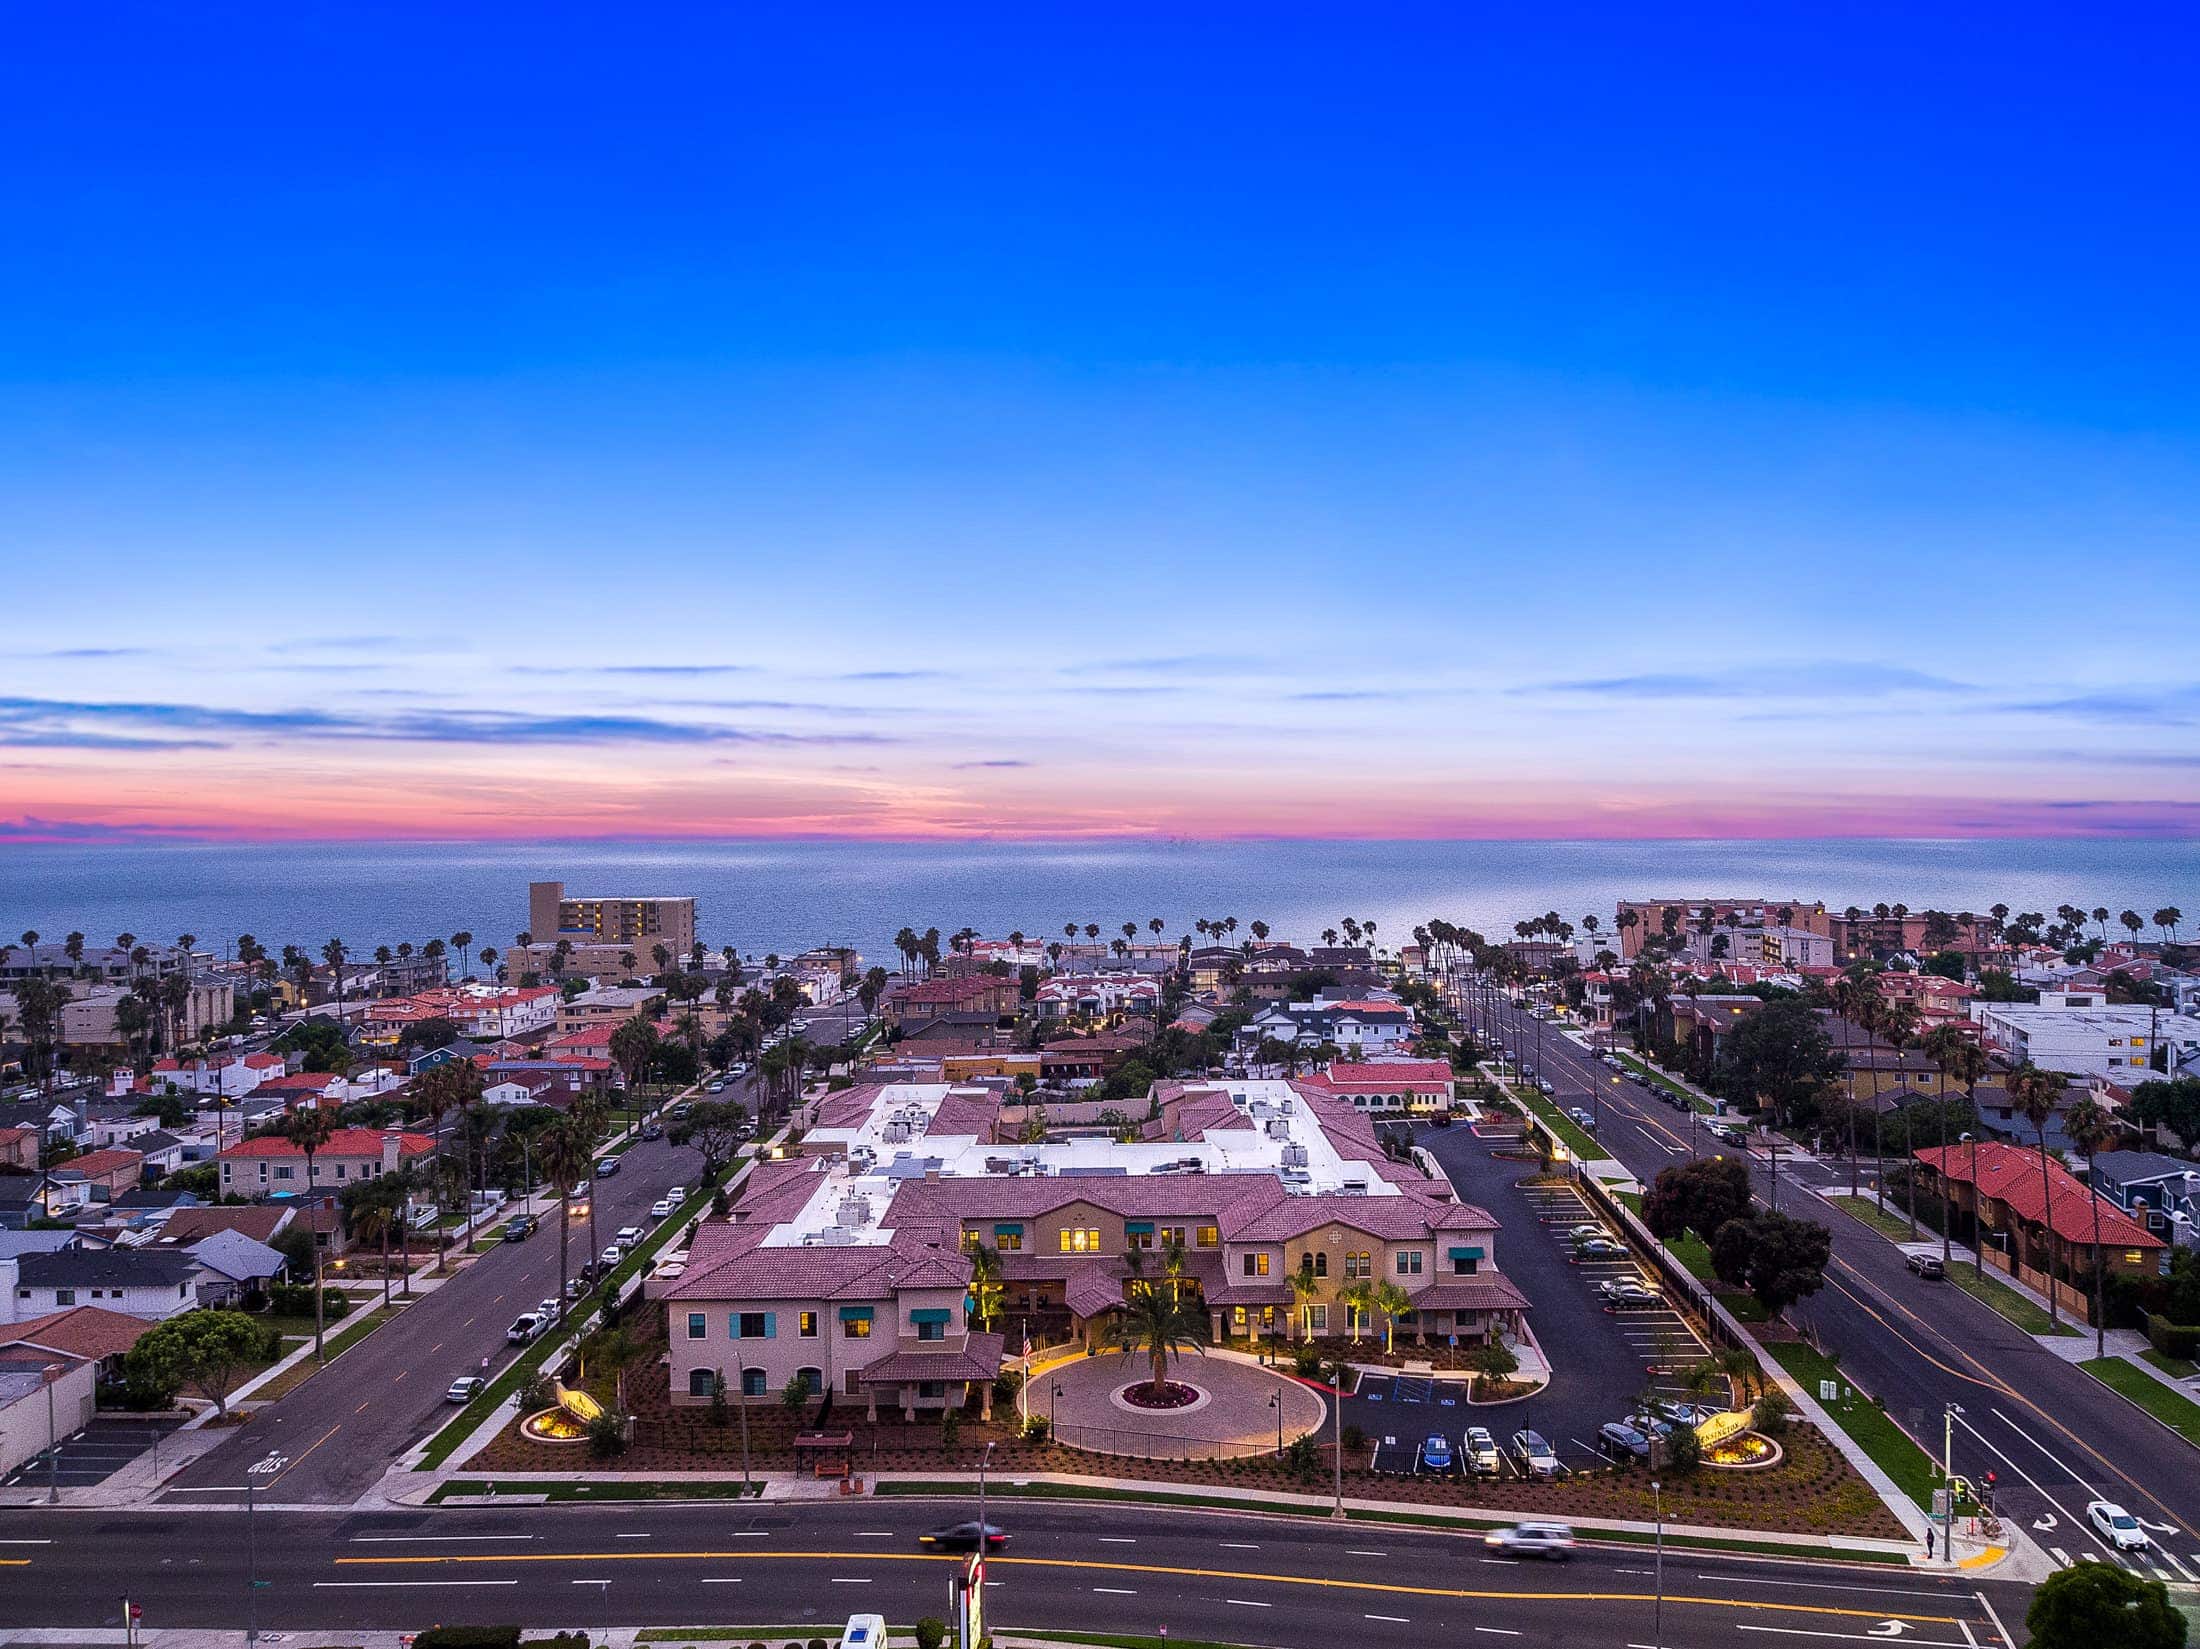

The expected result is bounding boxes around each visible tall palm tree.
[1875,1000,1919,1220]
[283,1105,338,1362]
[1922,1027,1985,1271]
[572,1092,611,1264]
[1288,1257,1321,1342]
[540,1113,594,1310]
[2063,1095,2116,1358]
[1339,1279,1375,1343]
[2006,1062,2067,1327]
[1829,969,1877,1198]
[1108,1278,1207,1401]
[321,938,348,1018]
[451,931,473,981]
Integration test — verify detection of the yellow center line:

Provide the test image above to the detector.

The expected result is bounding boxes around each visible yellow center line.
[332,1550,1961,1623]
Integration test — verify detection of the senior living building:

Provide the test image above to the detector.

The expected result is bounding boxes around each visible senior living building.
[660,1077,1524,1419]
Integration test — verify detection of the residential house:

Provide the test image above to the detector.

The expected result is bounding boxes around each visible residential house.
[0,1303,153,1379]
[1,1247,204,1324]
[1293,1059,1456,1115]
[186,1229,289,1304]
[0,1128,35,1170]
[217,1127,434,1198]
[1616,899,1829,958]
[2088,1150,2200,1249]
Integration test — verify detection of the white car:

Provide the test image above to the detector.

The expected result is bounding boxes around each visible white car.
[615,1225,645,1250]
[1464,1426,1501,1475]
[1484,1521,1574,1559]
[651,1197,675,1218]
[445,1376,488,1404]
[535,1298,560,1323]
[600,1245,623,1267]
[2088,1500,2151,1551]
[667,1184,687,1202]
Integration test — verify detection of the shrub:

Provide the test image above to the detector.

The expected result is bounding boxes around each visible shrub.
[1751,1389,1793,1436]
[267,1284,351,1321]
[915,1619,948,1649]
[586,1410,628,1458]
[1023,1415,1050,1443]
[1341,1423,1366,1451]
[939,1409,961,1448]
[808,1637,827,1649]
[1662,1425,1703,1474]
[532,1635,590,1649]
[412,1629,521,1649]
[2146,1314,2200,1360]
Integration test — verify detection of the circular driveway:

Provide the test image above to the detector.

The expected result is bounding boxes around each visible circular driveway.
[1034,1349,1327,1461]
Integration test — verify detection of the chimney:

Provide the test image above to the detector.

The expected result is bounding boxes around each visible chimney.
[0,1258,17,1325]
[382,1129,401,1176]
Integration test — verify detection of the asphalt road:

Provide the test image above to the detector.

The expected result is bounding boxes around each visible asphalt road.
[162,1082,756,1505]
[0,1494,2027,1645]
[1458,982,2200,1584]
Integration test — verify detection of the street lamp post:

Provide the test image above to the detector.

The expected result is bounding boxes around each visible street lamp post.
[978,1439,996,1539]
[1331,1357,1345,1519]
[1652,1477,1665,1649]
[1268,1389,1283,1456]
[1051,1380,1064,1440]
[245,1449,288,1649]
[1942,1403,1962,1562]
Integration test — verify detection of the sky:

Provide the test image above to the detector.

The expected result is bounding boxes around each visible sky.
[4,3,2198,843]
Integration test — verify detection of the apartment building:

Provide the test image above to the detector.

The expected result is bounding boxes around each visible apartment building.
[1970,990,2200,1079]
[529,881,697,961]
[661,1077,1525,1417]
[217,1127,434,1197]
[1616,898,1828,958]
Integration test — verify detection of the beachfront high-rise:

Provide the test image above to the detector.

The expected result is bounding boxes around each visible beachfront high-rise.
[528,880,697,959]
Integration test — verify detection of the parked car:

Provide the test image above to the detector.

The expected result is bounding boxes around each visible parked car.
[445,1376,488,1404]
[1628,1412,1677,1441]
[1596,1422,1651,1461]
[506,1313,541,1345]
[1464,1426,1501,1475]
[2088,1500,2151,1551]
[1484,1522,1574,1559]
[535,1298,560,1323]
[503,1215,534,1241]
[1567,1106,1595,1127]
[1509,1429,1562,1479]
[1599,1278,1661,1307]
[919,1521,1009,1552]
[1564,1223,1610,1243]
[594,1155,622,1177]
[600,1245,623,1267]
[640,1120,664,1141]
[1537,1079,1557,1095]
[1905,1252,1946,1280]
[1709,1122,1747,1146]
[667,1185,687,1202]
[651,1197,676,1218]
[1573,1237,1628,1260]
[705,1079,727,1094]
[1418,1434,1454,1474]
[615,1225,645,1250]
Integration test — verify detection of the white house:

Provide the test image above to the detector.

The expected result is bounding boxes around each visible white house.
[1970,991,2200,1080]
[2,1249,203,1324]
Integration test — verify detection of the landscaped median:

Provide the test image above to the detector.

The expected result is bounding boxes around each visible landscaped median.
[1612,1050,1712,1113]
[1763,1343,1945,1513]
[418,1152,749,1470]
[2080,1357,2200,1448]
[429,1477,764,1503]
[1509,1084,1601,1162]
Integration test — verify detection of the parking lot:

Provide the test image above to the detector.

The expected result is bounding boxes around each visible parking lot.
[0,1418,181,1489]
[1411,1120,1716,1476]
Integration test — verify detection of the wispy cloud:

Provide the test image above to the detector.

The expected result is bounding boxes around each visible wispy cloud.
[836,669,949,682]
[11,647,158,661]
[0,696,895,748]
[952,759,1033,769]
[512,663,753,678]
[1519,663,1976,700]
[0,815,214,841]
[1996,686,2200,727]
[1064,653,1274,677]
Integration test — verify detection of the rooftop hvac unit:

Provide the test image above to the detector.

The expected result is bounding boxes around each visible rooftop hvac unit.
[883,1121,909,1144]
[1339,1180,1369,1196]
[1266,1119,1291,1139]
[1281,1143,1309,1169]
[838,1195,873,1228]
[804,1226,858,1246]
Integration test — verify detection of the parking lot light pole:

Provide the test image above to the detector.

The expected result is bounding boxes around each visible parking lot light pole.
[1942,1403,1961,1560]
[1652,1478,1664,1649]
[43,1362,61,1503]
[1269,1389,1283,1455]
[1332,1360,1346,1519]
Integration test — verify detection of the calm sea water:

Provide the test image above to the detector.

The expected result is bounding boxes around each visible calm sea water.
[2,838,2194,969]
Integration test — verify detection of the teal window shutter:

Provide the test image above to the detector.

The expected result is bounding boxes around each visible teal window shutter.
[1124,1221,1155,1235]
[762,1311,776,1338]
[993,1223,1023,1237]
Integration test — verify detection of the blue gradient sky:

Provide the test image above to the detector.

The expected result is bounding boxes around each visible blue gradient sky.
[4,4,2197,840]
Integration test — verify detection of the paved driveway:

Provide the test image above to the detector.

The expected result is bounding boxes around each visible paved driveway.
[1410,1120,1711,1472]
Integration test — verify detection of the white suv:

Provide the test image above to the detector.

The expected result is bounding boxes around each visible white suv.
[1484,1522,1574,1559]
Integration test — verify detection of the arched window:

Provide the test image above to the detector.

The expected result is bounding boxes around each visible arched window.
[687,1367,716,1397]
[796,1366,824,1395]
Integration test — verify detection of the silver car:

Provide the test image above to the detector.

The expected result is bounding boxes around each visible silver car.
[1509,1429,1562,1479]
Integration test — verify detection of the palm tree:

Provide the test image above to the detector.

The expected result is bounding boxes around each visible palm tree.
[451,931,473,981]
[1372,1280,1413,1352]
[2156,908,2184,945]
[967,1243,1004,1331]
[1875,1000,1920,1221]
[1339,1279,1375,1343]
[1108,1279,1207,1401]
[1922,1027,1984,1270]
[572,1092,611,1264]
[1829,969,1878,1198]
[2063,1095,2116,1358]
[2006,1062,2067,1326]
[321,938,348,1018]
[283,1105,338,1362]
[540,1114,594,1310]
[1288,1257,1321,1342]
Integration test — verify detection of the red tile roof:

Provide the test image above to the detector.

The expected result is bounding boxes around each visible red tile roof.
[64,1148,143,1178]
[1914,1141,2164,1250]
[218,1128,434,1161]
[2,1305,154,1362]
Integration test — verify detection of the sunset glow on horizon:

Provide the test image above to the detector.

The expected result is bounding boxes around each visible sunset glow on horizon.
[6,7,2197,847]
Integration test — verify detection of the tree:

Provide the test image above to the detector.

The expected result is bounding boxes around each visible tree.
[608,1014,660,1095]
[1709,999,1843,1128]
[1108,1275,1207,1400]
[124,1310,271,1418]
[2132,1077,2200,1154]
[282,1105,336,1362]
[2008,1062,2068,1324]
[1288,1256,1321,1342]
[2025,1561,2186,1649]
[1469,1337,1518,1396]
[1372,1280,1413,1352]
[1642,1156,1752,1244]
[966,1242,1004,1331]
[1710,1211,1832,1315]
[1338,1279,1376,1343]
[413,1059,484,1272]
[668,1099,747,1178]
[540,1113,594,1309]
[397,1016,463,1053]
[2064,1095,2116,1358]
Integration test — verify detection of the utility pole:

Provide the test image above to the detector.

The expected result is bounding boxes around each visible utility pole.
[1942,1403,1961,1562]
[43,1363,61,1504]
[1331,1359,1345,1518]
[1652,1478,1665,1649]
[735,1353,752,1493]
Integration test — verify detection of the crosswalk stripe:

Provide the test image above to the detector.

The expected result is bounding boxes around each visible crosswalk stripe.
[2048,1547,2072,1566]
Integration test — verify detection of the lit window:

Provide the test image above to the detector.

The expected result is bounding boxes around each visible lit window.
[1195,1225,1219,1248]
[799,1311,818,1338]
[1242,1252,1271,1277]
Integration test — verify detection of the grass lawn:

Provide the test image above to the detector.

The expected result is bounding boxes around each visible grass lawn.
[1512,1085,1600,1161]
[432,1477,764,1503]
[1828,1195,1917,1243]
[2143,1348,2200,1380]
[1765,1342,1942,1510]
[1614,1050,1714,1113]
[2081,1357,2200,1448]
[251,1304,398,1401]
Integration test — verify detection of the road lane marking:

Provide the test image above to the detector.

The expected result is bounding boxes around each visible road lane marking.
[350,1536,535,1544]
[1735,1629,1971,1646]
[1365,1615,1410,1624]
[702,1578,743,1585]
[831,1577,873,1584]
[1349,1549,1389,1557]
[328,1551,1965,1623]
[1473,1629,1521,1637]
[1100,1537,1137,1545]
[856,1531,894,1537]
[355,1401,372,1414]
[1705,1576,1964,1599]
[1221,1542,1261,1549]
[1225,1599,1272,1608]
[616,1533,650,1539]
[316,1580,519,1589]
[1093,1587,1138,1595]
[0,1540,52,1545]
[266,1422,343,1488]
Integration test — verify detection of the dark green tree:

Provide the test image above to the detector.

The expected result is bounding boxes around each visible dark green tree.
[1642,1156,1753,1242]
[1709,998,1844,1128]
[1710,1211,1833,1314]
[2025,1561,2185,1649]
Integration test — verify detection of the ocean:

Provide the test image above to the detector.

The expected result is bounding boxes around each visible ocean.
[3,838,2195,970]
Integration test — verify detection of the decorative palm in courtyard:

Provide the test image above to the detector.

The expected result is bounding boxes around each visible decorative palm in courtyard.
[1110,1275,1207,1401]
